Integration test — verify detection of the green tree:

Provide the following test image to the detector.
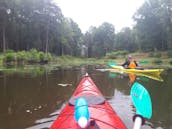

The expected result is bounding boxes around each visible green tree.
[115,27,137,52]
[0,0,12,52]
[133,0,171,51]
[0,0,64,54]
[84,22,115,58]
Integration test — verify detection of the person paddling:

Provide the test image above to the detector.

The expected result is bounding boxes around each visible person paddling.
[122,55,138,69]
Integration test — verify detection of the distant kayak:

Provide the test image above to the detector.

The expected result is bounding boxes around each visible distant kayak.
[110,65,164,76]
[50,73,126,129]
[109,68,164,82]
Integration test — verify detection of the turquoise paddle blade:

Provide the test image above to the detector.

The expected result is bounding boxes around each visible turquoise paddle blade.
[130,82,152,119]
[108,62,117,67]
[139,60,149,64]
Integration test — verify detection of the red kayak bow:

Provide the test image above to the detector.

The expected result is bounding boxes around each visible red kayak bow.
[51,74,126,129]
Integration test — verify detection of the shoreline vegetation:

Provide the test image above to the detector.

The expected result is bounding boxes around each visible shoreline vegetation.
[1,0,172,72]
[0,50,172,70]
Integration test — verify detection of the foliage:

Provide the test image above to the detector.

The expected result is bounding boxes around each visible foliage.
[167,51,172,58]
[45,53,52,61]
[154,52,161,58]
[106,51,128,59]
[148,52,162,58]
[133,0,172,51]
[0,0,82,57]
[2,49,52,64]
[148,52,154,57]
[16,51,27,62]
[0,54,3,64]
[27,49,40,63]
[27,49,52,63]
[0,0,172,58]
[115,27,138,52]
[84,23,115,58]
[106,53,117,59]
[39,51,45,62]
[153,58,163,64]
[5,49,14,53]
[3,51,16,63]
[169,60,172,65]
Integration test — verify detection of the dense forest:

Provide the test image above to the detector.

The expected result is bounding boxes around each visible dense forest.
[0,0,172,58]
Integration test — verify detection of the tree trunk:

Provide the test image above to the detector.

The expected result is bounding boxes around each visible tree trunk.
[61,43,64,55]
[2,26,6,52]
[45,21,49,54]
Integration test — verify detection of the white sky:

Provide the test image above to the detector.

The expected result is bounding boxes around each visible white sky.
[54,0,145,33]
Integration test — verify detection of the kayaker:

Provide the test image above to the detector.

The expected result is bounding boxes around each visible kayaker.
[122,55,138,69]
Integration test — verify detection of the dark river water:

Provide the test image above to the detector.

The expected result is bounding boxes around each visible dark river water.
[0,65,171,129]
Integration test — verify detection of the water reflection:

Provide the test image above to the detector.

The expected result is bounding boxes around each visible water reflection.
[0,66,171,129]
[107,70,154,129]
[107,68,172,129]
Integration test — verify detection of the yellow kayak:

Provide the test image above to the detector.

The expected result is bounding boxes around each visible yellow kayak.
[109,68,164,82]
[110,65,164,76]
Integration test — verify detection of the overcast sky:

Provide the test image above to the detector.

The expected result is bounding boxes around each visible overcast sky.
[55,0,145,33]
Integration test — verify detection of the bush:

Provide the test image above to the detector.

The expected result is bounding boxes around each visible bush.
[106,52,117,59]
[169,60,172,65]
[153,58,162,64]
[16,51,27,62]
[44,53,52,62]
[39,51,45,62]
[0,54,3,64]
[154,52,161,58]
[148,52,154,57]
[5,49,14,53]
[2,49,52,65]
[39,52,52,63]
[27,48,40,63]
[167,51,172,58]
[116,50,129,56]
[106,51,128,59]
[3,51,16,63]
[148,52,161,58]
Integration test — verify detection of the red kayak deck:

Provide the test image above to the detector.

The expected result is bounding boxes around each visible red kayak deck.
[51,74,126,129]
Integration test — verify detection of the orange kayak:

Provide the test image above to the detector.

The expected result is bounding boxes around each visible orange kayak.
[51,74,126,129]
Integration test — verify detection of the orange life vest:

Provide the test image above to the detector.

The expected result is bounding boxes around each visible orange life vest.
[128,60,137,69]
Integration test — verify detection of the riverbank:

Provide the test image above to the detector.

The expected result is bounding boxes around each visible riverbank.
[53,52,172,69]
[107,52,172,69]
[0,52,172,69]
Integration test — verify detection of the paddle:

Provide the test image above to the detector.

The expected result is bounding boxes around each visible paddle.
[130,82,152,129]
[108,62,118,67]
[139,60,149,65]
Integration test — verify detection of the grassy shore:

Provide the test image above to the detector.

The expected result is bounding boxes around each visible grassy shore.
[0,51,172,69]
[51,53,172,69]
